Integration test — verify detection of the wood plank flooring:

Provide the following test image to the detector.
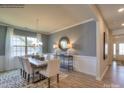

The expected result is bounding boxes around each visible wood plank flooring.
[51,61,124,88]
[102,61,124,88]
[51,70,104,88]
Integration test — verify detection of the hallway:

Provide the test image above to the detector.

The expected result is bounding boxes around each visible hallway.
[103,61,124,87]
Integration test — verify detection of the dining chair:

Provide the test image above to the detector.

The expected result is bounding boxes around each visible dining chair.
[22,57,46,83]
[50,54,56,60]
[22,57,41,83]
[18,56,25,78]
[39,58,60,88]
[44,54,56,60]
[43,54,48,60]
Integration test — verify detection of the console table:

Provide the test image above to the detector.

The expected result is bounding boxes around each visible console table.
[58,54,73,71]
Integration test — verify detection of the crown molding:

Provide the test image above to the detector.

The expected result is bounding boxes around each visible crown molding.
[0,21,49,35]
[49,18,95,34]
[0,18,95,35]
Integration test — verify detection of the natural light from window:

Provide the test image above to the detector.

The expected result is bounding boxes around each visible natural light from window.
[13,35,38,56]
[119,43,124,55]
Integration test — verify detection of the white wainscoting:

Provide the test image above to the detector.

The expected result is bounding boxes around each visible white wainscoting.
[0,56,20,72]
[0,56,5,72]
[73,55,97,76]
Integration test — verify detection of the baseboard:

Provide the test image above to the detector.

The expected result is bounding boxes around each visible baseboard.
[96,65,109,81]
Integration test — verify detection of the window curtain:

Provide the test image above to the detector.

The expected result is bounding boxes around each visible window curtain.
[0,26,7,71]
[5,27,20,71]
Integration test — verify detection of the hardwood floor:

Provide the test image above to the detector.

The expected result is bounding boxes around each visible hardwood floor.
[51,61,124,88]
[102,61,124,88]
[52,69,104,88]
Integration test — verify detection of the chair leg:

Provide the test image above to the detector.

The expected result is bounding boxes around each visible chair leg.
[57,74,59,83]
[32,73,35,83]
[28,74,30,82]
[20,69,22,76]
[23,70,25,78]
[39,74,42,80]
[48,78,50,88]
[24,72,27,79]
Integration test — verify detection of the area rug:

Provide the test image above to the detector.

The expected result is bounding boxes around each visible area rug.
[0,69,68,88]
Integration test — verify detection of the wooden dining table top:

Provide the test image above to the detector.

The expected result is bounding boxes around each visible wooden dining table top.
[28,57,48,67]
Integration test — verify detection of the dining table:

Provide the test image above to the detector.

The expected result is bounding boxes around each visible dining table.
[28,57,48,83]
[28,57,48,67]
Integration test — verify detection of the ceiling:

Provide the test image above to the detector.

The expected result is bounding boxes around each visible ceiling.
[0,4,95,34]
[98,4,124,31]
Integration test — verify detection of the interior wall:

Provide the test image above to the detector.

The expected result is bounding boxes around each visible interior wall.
[90,5,113,80]
[109,30,113,65]
[97,21,112,80]
[48,20,96,57]
[48,20,97,76]
[0,25,6,72]
[0,25,7,56]
[42,34,49,53]
[14,29,37,37]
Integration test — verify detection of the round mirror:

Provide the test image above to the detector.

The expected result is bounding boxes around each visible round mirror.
[59,37,70,51]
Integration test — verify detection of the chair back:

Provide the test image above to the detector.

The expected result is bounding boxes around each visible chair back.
[18,56,24,70]
[44,54,55,60]
[43,54,48,60]
[22,57,33,74]
[47,59,60,77]
[49,55,56,60]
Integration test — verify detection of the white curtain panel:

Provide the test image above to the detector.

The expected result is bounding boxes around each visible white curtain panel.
[5,27,19,71]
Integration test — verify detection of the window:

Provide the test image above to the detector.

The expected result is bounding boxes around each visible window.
[113,43,116,55]
[27,37,37,55]
[13,35,26,56]
[119,43,124,55]
[13,35,38,56]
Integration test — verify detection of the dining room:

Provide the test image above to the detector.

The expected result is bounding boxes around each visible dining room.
[0,22,99,88]
[0,1,123,93]
[0,4,99,88]
[0,4,115,88]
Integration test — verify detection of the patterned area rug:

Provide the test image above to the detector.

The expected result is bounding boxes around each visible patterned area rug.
[0,69,68,88]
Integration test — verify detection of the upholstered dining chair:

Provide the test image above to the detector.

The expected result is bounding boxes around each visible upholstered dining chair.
[22,57,41,83]
[39,59,60,88]
[43,54,48,60]
[43,54,55,60]
[22,57,34,82]
[18,56,25,78]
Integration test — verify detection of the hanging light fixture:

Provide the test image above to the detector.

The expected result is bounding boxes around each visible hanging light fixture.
[35,18,43,46]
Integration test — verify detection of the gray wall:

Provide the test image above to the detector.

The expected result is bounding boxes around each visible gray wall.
[14,29,36,37]
[0,26,7,56]
[0,21,96,56]
[48,21,96,57]
[42,34,49,53]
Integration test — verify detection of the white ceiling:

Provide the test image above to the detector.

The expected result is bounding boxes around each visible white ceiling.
[0,4,95,34]
[98,4,124,31]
